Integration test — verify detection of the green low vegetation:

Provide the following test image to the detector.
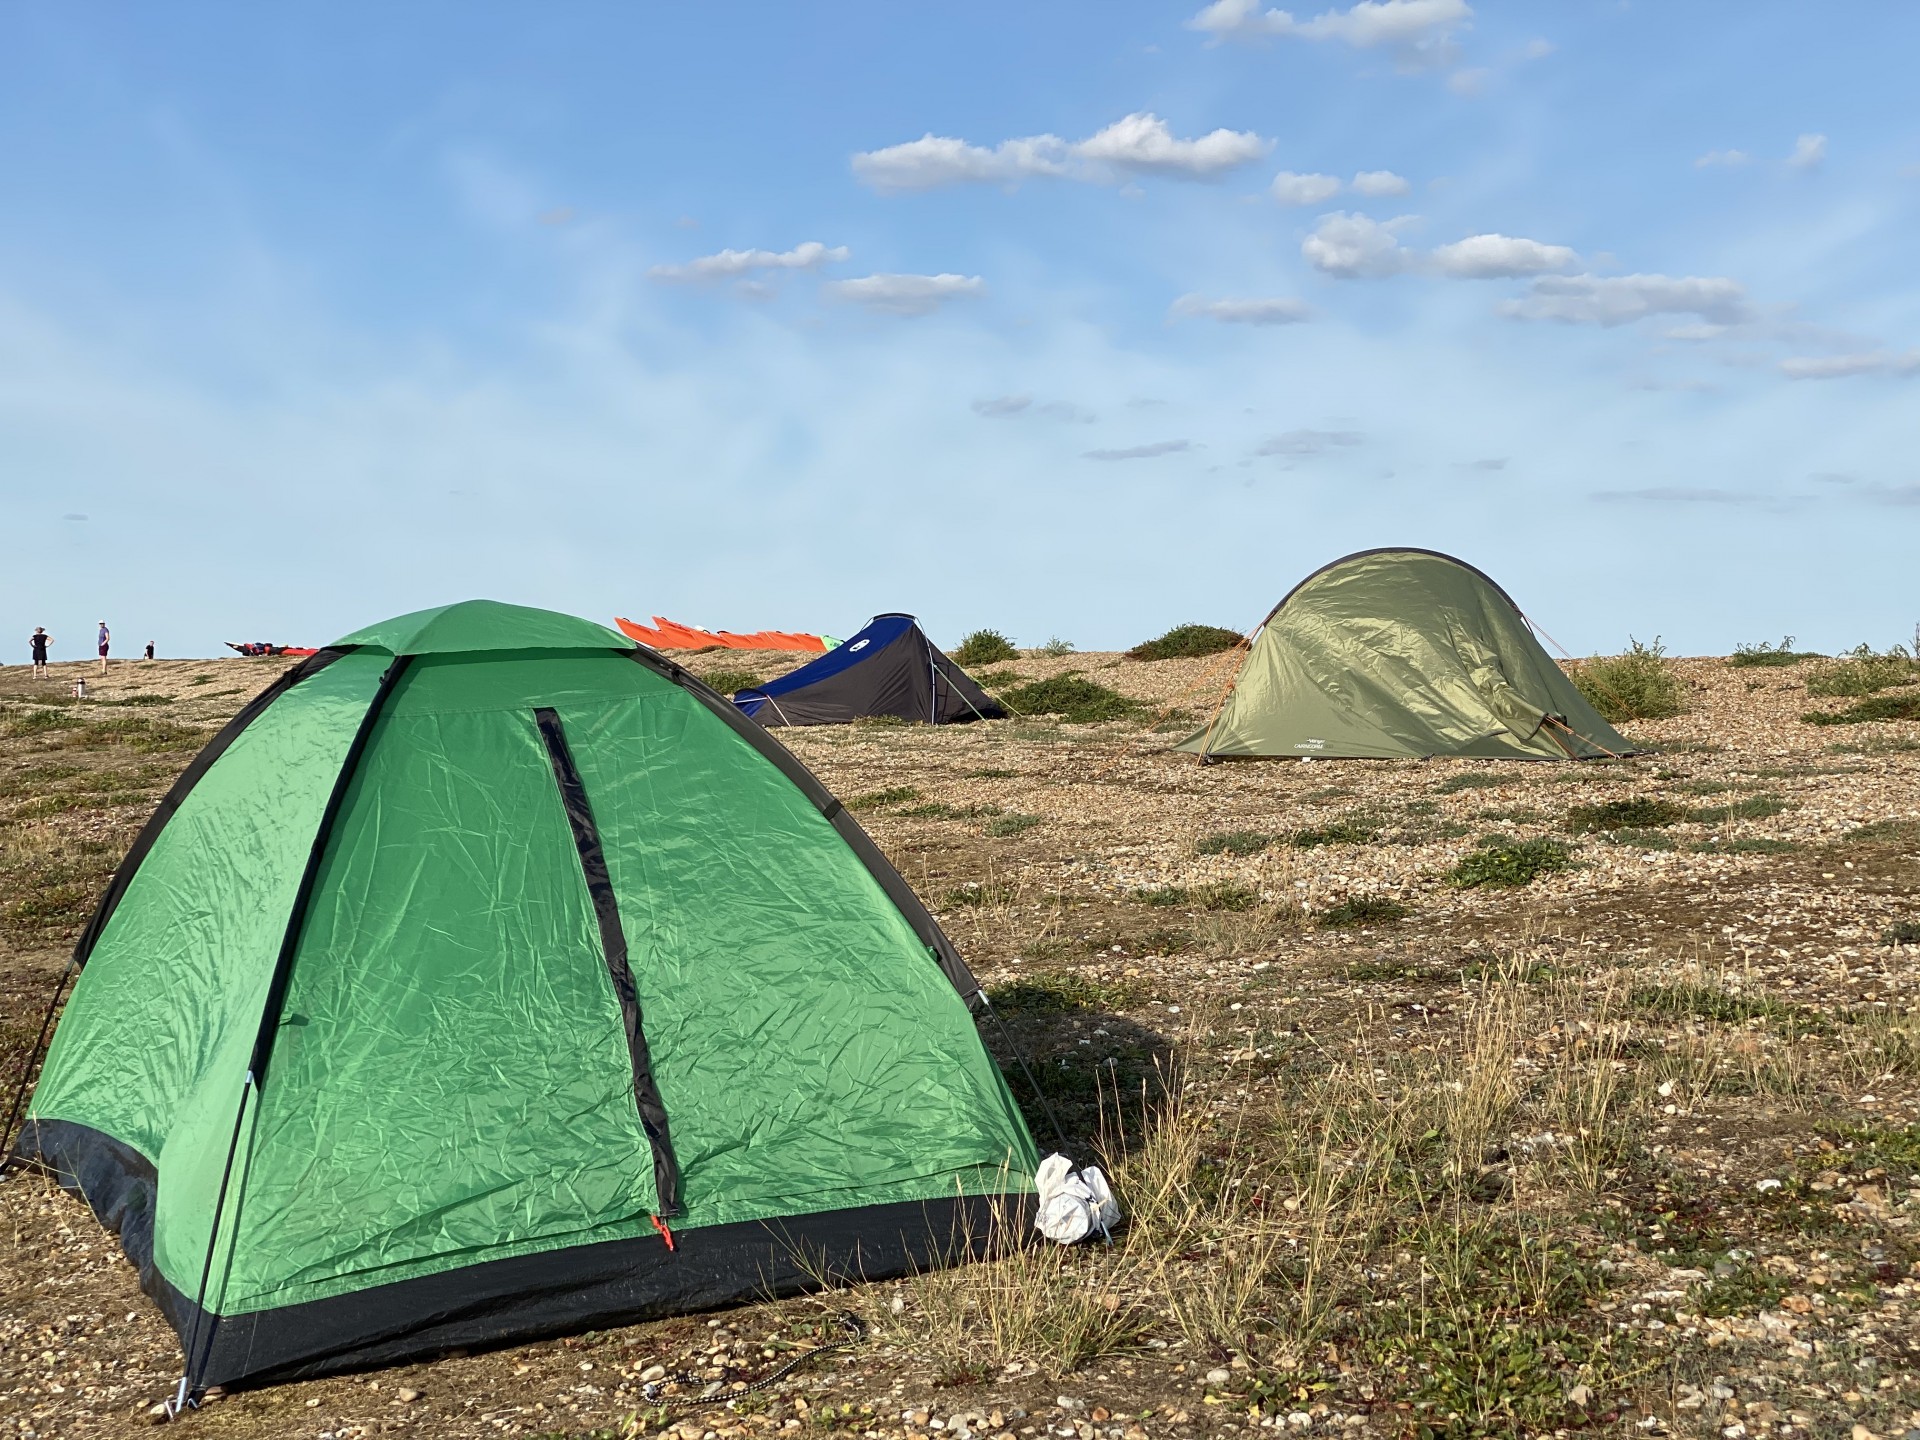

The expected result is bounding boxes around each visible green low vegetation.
[1290,816,1380,848]
[846,785,919,811]
[1125,623,1245,661]
[1445,836,1573,888]
[1430,772,1506,794]
[1564,797,1688,832]
[951,629,1019,666]
[1803,692,1920,725]
[1569,636,1684,722]
[984,812,1042,837]
[1034,637,1075,658]
[1318,895,1410,928]
[697,667,763,696]
[1195,828,1273,857]
[1729,637,1823,668]
[1688,794,1789,824]
[1884,921,1920,947]
[985,970,1142,1014]
[1804,643,1919,698]
[996,674,1139,724]
[1136,881,1258,911]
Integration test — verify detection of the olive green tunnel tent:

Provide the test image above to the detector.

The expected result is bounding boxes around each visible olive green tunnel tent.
[1178,548,1634,762]
[8,600,1037,1397]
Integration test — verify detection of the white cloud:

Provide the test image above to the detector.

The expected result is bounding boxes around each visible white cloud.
[1084,440,1194,461]
[1500,273,1755,327]
[1255,428,1363,455]
[1272,170,1343,205]
[1191,0,1472,64]
[823,273,984,317]
[974,394,1096,421]
[1430,233,1578,278]
[853,113,1268,191]
[1778,351,1920,380]
[1446,67,1490,96]
[1304,217,1574,280]
[1663,323,1731,342]
[1037,401,1099,423]
[1695,149,1751,169]
[1351,169,1411,196]
[973,395,1032,417]
[1786,133,1828,170]
[1170,294,1314,325]
[1302,211,1416,277]
[1074,112,1272,177]
[1523,38,1554,60]
[648,241,849,282]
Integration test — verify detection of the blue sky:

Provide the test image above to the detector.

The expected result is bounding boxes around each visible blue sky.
[3,2,1916,659]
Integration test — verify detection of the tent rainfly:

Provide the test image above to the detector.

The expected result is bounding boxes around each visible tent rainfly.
[10,600,1036,1397]
[733,614,1005,726]
[1178,548,1633,761]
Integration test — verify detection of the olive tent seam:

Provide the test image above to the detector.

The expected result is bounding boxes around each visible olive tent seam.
[533,705,682,1220]
[619,646,983,1004]
[70,648,351,972]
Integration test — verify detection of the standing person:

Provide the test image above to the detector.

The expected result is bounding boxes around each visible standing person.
[29,626,52,677]
[97,620,110,675]
[143,641,155,661]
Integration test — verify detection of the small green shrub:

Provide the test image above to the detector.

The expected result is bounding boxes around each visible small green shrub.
[1125,623,1245,662]
[1035,637,1075,658]
[697,667,764,696]
[847,785,920,812]
[1844,819,1920,846]
[984,812,1042,837]
[1691,836,1798,855]
[1804,693,1920,726]
[1632,982,1799,1027]
[1688,794,1788,824]
[1446,837,1572,888]
[1569,637,1684,722]
[899,800,1001,820]
[952,629,1018,666]
[1882,921,1920,947]
[1564,797,1688,833]
[1690,1263,1789,1318]
[997,674,1139,724]
[1730,637,1822,668]
[1805,643,1919,698]
[1827,736,1920,755]
[1431,772,1507,794]
[1135,882,1257,911]
[964,767,1020,779]
[1598,827,1676,850]
[1318,895,1410,928]
[1290,817,1379,848]
[943,881,1017,907]
[1195,829,1273,857]
[986,970,1143,1014]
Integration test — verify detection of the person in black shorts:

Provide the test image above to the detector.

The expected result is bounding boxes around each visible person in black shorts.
[143,641,155,661]
[97,621,110,675]
[30,627,51,677]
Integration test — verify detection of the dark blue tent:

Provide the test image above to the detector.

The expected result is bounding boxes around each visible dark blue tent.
[733,615,1005,727]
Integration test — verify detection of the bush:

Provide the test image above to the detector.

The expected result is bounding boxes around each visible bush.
[952,629,1018,666]
[1125,623,1245,661]
[847,786,920,812]
[1564,797,1688,833]
[984,812,1042,837]
[1135,882,1258,911]
[698,667,764,696]
[1805,643,1919,698]
[1730,637,1822,668]
[1882,921,1920,947]
[985,971,1143,1014]
[1446,837,1573,888]
[1035,637,1076,658]
[997,674,1139,724]
[1568,637,1683,722]
[1803,693,1920,726]
[1688,795,1788,824]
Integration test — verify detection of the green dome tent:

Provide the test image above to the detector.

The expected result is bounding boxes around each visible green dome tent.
[1178,549,1632,762]
[10,601,1036,1397]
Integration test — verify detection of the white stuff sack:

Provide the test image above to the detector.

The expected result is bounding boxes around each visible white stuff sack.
[1033,1153,1121,1244]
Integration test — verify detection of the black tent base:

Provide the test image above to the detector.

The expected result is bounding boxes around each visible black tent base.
[16,1118,1033,1392]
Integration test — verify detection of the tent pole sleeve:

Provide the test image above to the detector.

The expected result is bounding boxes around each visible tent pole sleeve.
[622,648,984,1003]
[533,707,682,1218]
